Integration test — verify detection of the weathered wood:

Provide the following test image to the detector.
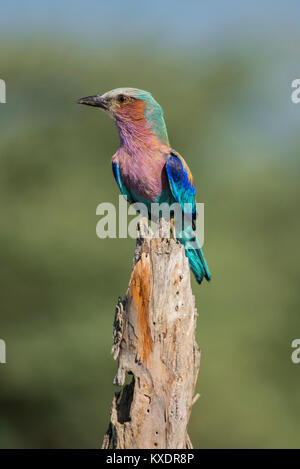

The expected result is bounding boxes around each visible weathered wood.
[102,218,200,449]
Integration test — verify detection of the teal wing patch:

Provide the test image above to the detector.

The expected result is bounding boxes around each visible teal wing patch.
[112,162,134,204]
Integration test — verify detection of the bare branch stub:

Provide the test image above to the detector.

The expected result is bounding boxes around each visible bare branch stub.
[102,218,200,449]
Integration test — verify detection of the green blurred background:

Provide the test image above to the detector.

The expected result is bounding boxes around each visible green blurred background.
[1,0,300,448]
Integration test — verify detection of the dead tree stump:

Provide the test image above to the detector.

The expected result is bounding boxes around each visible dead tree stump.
[102,218,201,449]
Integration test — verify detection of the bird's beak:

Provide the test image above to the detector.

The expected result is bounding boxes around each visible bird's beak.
[77,95,108,110]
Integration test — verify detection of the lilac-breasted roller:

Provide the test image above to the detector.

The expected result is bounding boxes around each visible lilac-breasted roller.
[77,88,211,284]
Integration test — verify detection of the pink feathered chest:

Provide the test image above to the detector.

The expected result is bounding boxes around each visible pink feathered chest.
[113,147,170,202]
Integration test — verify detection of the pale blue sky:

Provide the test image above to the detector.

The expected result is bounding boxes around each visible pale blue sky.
[1,0,300,49]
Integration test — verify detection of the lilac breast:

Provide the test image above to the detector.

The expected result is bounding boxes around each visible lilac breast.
[114,147,169,202]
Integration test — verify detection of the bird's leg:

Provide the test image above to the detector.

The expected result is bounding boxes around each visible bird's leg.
[170,217,177,240]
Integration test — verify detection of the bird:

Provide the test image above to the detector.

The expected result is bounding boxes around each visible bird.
[77,88,211,284]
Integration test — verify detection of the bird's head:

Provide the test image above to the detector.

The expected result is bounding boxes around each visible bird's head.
[77,88,169,145]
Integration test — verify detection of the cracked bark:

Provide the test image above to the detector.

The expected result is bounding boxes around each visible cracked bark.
[101,218,201,449]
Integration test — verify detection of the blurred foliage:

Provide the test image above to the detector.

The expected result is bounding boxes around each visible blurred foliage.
[0,39,300,449]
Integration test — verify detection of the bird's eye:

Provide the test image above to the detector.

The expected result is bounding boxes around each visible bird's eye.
[118,95,127,103]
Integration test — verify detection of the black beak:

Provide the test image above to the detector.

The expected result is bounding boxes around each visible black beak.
[77,95,108,109]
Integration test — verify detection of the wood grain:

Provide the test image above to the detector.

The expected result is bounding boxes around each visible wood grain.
[102,218,200,449]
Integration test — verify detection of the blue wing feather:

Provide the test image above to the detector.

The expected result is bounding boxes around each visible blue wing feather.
[166,152,197,222]
[112,162,134,204]
[166,151,211,283]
